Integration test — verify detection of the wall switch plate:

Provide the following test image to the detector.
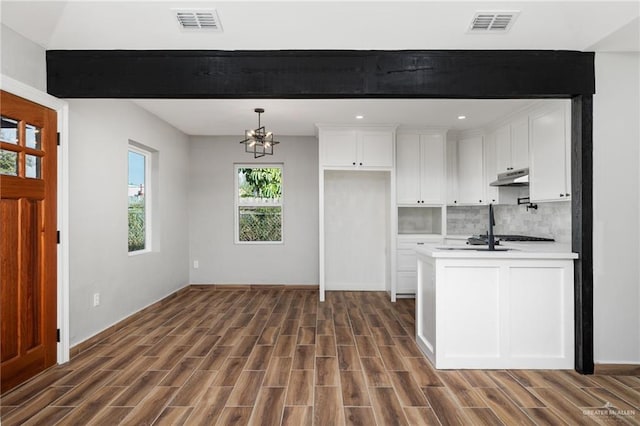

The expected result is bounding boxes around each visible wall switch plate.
[193,260,199,269]
[93,293,100,307]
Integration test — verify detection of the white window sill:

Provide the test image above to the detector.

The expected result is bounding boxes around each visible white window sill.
[128,248,152,256]
[234,241,284,245]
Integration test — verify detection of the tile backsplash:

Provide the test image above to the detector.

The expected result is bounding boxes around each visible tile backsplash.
[447,201,571,243]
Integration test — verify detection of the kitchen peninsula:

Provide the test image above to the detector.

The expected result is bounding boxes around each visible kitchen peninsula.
[415,241,578,369]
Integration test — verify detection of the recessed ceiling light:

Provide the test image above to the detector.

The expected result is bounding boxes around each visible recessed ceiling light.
[458,115,466,120]
[355,115,364,119]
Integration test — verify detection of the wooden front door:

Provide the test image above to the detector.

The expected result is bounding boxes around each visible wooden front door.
[1,91,57,393]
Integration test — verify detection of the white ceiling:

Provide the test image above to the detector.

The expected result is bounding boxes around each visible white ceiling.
[133,98,543,135]
[1,1,638,51]
[1,1,637,136]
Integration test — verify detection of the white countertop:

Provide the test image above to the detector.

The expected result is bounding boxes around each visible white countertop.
[415,240,578,260]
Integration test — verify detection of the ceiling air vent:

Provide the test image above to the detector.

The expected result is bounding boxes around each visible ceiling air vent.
[175,9,223,32]
[469,11,519,33]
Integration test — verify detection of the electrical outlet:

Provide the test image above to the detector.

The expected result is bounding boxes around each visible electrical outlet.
[93,293,100,307]
[193,260,199,269]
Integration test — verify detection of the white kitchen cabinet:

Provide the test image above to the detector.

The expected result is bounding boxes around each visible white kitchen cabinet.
[319,129,357,167]
[485,133,524,205]
[416,250,576,369]
[494,118,529,174]
[456,136,486,205]
[396,132,445,205]
[510,117,530,170]
[360,130,395,168]
[446,139,458,205]
[319,127,394,169]
[396,237,439,295]
[529,104,571,202]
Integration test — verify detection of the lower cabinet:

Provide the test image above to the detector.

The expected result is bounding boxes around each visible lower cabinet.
[396,238,439,295]
[416,254,575,369]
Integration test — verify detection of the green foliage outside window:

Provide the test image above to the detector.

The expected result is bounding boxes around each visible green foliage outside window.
[238,167,282,242]
[128,200,145,252]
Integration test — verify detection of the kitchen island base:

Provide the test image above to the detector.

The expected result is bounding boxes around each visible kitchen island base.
[416,249,576,370]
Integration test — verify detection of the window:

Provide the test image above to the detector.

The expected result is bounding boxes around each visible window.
[128,146,151,253]
[235,165,283,243]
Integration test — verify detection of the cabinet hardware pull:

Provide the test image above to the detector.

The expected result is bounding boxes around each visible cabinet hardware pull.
[352,162,356,165]
[417,242,424,245]
[559,193,564,197]
[359,162,363,166]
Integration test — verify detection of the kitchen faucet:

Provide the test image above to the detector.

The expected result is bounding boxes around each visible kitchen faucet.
[488,203,496,251]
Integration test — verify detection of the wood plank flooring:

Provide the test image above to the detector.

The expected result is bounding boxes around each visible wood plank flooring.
[1,288,639,425]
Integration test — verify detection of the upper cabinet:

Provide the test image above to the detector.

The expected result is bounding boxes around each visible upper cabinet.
[455,136,486,205]
[319,127,394,169]
[529,104,571,202]
[446,138,458,205]
[485,129,525,205]
[494,118,529,174]
[396,131,446,205]
[510,118,530,171]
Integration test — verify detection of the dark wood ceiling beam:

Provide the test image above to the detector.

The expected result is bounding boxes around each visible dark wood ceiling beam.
[45,50,594,99]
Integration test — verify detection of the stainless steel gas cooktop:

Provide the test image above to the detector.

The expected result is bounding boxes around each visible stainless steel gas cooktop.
[467,234,555,245]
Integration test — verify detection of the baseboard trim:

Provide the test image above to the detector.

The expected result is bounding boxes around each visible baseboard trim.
[69,284,318,359]
[190,284,319,291]
[594,364,640,376]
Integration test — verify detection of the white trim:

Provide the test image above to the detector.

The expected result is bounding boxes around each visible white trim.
[127,144,153,254]
[0,74,71,364]
[319,168,325,302]
[233,163,284,244]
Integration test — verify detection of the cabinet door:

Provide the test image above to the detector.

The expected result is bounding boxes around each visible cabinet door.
[510,117,529,171]
[397,271,417,294]
[457,137,485,205]
[396,134,421,204]
[446,140,458,205]
[494,125,511,174]
[529,106,567,202]
[484,133,499,204]
[359,130,394,168]
[564,105,571,199]
[320,129,358,167]
[420,134,445,204]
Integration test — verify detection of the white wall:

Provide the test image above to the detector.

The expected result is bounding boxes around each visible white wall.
[1,24,46,91]
[68,100,190,346]
[188,136,318,285]
[593,52,640,364]
[324,170,389,291]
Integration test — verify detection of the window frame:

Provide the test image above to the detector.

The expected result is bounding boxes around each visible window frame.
[128,144,152,255]
[234,163,284,245]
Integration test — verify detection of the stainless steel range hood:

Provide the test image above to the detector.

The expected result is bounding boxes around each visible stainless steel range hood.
[490,168,529,187]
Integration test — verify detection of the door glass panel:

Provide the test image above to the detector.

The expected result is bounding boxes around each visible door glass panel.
[25,124,41,150]
[0,116,18,144]
[25,155,41,179]
[0,150,18,175]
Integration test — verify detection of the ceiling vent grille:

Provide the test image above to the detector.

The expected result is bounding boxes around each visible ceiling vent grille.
[175,9,223,32]
[469,11,519,32]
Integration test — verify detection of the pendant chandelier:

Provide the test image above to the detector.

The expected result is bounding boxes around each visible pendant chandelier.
[240,108,280,158]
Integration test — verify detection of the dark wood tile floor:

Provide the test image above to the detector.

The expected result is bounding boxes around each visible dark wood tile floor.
[1,289,639,425]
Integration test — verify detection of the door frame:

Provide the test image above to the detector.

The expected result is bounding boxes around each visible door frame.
[0,74,70,364]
